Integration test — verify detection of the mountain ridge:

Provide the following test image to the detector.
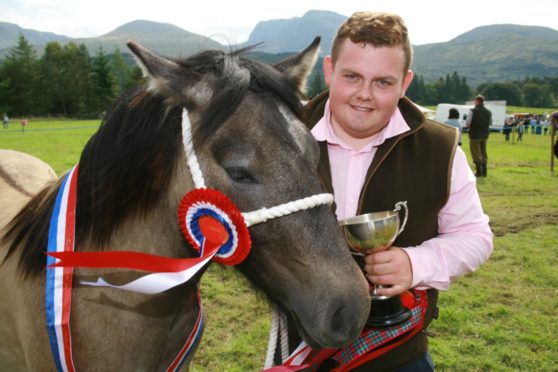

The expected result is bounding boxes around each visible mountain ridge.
[2,13,558,86]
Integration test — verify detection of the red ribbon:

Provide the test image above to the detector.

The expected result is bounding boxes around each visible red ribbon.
[48,215,229,272]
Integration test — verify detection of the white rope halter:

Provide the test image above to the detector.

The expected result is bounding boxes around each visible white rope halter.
[181,108,332,368]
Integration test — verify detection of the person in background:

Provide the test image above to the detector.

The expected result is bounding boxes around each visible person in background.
[20,118,28,133]
[2,113,8,129]
[443,108,463,146]
[503,117,513,142]
[516,119,524,142]
[542,117,549,135]
[299,11,493,371]
[465,95,492,177]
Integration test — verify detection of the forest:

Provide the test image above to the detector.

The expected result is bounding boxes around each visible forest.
[2,34,557,118]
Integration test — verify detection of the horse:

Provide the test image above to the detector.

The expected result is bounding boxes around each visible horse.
[0,38,370,371]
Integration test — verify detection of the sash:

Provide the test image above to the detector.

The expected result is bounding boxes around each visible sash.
[45,166,207,371]
[45,165,78,372]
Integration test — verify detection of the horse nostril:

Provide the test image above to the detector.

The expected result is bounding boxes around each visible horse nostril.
[327,302,361,347]
[330,305,346,334]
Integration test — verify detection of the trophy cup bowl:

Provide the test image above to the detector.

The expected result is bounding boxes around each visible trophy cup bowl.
[339,202,411,327]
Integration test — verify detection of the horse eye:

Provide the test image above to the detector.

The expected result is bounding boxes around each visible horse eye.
[226,167,256,183]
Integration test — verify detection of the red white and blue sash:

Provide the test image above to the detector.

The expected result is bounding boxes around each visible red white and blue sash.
[167,290,205,372]
[45,167,225,371]
[46,165,78,372]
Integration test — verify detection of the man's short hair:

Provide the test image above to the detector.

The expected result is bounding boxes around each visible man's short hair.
[475,95,485,103]
[331,12,413,72]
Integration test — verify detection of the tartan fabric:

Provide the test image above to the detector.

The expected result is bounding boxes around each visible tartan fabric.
[332,293,424,367]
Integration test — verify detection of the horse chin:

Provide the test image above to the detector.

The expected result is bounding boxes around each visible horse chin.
[288,310,325,350]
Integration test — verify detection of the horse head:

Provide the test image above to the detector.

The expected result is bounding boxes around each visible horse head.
[127,39,370,349]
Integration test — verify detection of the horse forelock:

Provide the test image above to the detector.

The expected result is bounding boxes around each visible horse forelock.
[193,50,303,147]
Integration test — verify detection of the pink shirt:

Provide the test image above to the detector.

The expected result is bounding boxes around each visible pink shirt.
[311,100,493,290]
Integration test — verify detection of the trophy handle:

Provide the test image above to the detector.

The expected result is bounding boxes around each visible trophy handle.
[393,201,408,236]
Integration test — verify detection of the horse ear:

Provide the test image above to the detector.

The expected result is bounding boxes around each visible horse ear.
[127,41,182,96]
[127,41,180,79]
[127,41,213,108]
[273,37,321,94]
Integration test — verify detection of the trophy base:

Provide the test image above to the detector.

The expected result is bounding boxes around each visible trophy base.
[367,294,412,327]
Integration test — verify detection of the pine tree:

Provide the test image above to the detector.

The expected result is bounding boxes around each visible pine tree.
[90,47,116,116]
[307,70,326,99]
[0,34,39,116]
[110,48,131,95]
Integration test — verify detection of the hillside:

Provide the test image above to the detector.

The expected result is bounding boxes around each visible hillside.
[63,20,222,57]
[0,21,70,50]
[71,20,223,57]
[242,10,346,55]
[413,24,558,86]
[1,14,558,86]
[0,20,223,59]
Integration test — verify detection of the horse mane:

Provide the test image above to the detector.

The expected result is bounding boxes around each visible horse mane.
[1,48,303,278]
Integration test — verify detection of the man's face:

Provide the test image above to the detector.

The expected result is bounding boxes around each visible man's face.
[323,39,413,145]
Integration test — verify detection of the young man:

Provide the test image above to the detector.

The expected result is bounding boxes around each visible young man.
[301,12,493,371]
[465,95,492,177]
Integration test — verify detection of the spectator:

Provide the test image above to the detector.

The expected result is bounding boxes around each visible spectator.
[465,95,492,177]
[20,118,28,133]
[503,117,513,142]
[516,120,524,142]
[443,108,463,146]
[2,113,8,129]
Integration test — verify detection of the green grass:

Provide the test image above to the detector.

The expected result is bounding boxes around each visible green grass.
[423,105,556,116]
[1,119,557,371]
[0,118,100,174]
[506,106,556,115]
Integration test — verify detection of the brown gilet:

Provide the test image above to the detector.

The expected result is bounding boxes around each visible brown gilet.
[302,92,459,370]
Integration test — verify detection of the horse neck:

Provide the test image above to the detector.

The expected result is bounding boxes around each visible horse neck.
[69,168,204,369]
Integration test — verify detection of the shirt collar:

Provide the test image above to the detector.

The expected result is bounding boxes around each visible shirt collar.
[311,99,411,152]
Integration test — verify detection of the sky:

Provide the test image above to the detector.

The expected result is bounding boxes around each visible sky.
[2,0,557,46]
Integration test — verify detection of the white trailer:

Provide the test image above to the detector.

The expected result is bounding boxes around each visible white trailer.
[435,101,506,131]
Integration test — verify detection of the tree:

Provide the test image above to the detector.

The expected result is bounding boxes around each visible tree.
[38,42,93,117]
[0,34,39,116]
[406,74,425,103]
[479,82,522,106]
[307,69,326,99]
[110,48,131,95]
[125,66,146,91]
[457,77,471,103]
[90,47,116,116]
[75,44,93,117]
[522,83,554,108]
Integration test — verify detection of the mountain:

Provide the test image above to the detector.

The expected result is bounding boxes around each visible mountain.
[242,10,346,55]
[413,24,558,86]
[1,15,558,86]
[0,21,70,50]
[0,20,223,58]
[70,20,223,57]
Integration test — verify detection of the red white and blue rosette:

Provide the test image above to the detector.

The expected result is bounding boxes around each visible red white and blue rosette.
[178,188,251,266]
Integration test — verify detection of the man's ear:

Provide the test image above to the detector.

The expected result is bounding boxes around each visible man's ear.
[400,70,414,98]
[323,55,333,86]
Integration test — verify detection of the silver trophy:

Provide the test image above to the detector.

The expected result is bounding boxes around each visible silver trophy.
[340,201,411,327]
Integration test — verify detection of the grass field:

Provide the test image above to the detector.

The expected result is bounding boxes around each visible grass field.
[1,119,557,371]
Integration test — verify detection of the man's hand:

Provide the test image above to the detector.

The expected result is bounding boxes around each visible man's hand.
[364,247,413,297]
